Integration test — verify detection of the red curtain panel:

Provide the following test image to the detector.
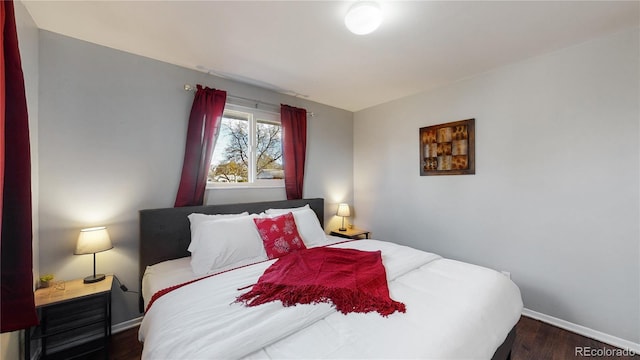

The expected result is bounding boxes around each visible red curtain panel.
[174,85,227,207]
[280,105,307,200]
[1,0,39,333]
[0,0,6,228]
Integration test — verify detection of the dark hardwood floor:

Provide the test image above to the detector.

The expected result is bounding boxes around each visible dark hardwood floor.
[512,317,639,360]
[110,316,639,359]
[109,328,143,360]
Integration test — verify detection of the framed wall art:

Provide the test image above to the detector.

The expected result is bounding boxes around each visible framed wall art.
[420,118,475,176]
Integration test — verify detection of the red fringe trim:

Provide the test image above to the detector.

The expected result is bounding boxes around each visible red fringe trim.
[235,283,406,317]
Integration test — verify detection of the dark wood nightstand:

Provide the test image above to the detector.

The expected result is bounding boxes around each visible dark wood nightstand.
[25,276,113,360]
[330,228,370,240]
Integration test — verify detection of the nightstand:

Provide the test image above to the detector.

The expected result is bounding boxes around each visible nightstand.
[330,228,370,240]
[25,276,113,360]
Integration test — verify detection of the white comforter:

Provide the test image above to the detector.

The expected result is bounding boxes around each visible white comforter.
[139,240,522,359]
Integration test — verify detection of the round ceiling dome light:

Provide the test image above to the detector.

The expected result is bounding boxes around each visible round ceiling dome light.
[344,1,383,35]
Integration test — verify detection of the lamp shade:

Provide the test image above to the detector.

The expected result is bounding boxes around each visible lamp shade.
[344,1,383,35]
[75,227,113,255]
[336,203,351,217]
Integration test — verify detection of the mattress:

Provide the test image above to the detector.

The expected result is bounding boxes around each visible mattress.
[139,237,523,359]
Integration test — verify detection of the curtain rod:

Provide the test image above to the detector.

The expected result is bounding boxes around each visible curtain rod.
[183,84,314,117]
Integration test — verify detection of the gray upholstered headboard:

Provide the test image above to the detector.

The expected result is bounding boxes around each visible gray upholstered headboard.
[138,198,324,311]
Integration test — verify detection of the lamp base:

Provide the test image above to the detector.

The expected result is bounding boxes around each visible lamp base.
[83,274,106,284]
[338,227,347,231]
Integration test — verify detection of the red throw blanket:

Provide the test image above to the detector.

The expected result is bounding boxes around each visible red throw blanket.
[236,247,405,316]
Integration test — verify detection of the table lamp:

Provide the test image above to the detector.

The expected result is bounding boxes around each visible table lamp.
[336,203,350,231]
[75,226,113,283]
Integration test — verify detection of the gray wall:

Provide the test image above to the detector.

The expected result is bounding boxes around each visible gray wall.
[354,28,639,344]
[37,30,354,324]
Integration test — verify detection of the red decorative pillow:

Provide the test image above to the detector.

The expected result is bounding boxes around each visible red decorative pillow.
[254,212,307,259]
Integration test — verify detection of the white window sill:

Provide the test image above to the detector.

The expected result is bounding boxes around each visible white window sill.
[206,182,285,190]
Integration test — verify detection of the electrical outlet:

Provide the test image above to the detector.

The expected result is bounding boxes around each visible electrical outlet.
[500,271,511,280]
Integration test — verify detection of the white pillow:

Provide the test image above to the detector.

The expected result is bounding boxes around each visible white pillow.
[264,207,326,247]
[187,212,249,252]
[190,215,266,275]
[264,204,310,214]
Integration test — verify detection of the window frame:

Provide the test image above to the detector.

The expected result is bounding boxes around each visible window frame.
[206,103,284,189]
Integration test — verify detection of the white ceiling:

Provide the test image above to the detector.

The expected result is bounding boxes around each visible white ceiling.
[22,1,639,112]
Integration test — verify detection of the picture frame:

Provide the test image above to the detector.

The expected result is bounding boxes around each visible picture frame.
[419,118,475,176]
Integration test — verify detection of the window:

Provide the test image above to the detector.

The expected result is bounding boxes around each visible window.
[208,104,283,187]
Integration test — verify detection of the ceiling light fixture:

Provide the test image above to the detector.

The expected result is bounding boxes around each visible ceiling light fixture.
[344,1,383,35]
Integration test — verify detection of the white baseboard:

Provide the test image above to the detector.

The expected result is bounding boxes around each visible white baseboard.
[522,308,640,353]
[112,316,143,334]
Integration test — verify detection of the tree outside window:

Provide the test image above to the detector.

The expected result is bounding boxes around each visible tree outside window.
[208,106,283,186]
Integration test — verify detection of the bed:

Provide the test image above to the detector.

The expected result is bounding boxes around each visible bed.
[138,198,522,359]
